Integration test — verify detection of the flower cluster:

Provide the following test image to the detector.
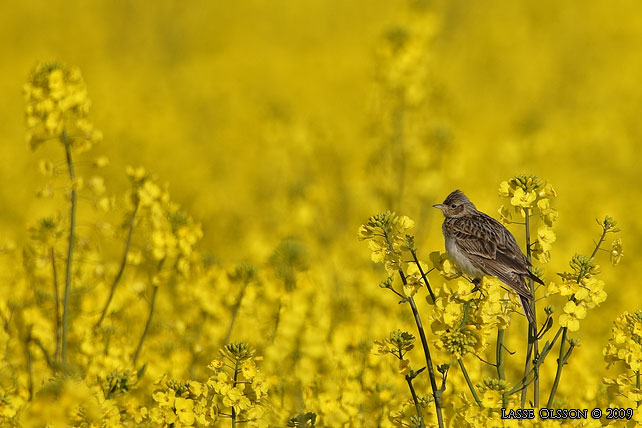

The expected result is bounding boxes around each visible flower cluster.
[604,311,642,372]
[428,251,460,281]
[602,311,642,421]
[374,330,416,374]
[147,343,271,427]
[207,343,271,427]
[498,174,558,263]
[547,255,607,332]
[126,166,203,277]
[358,211,415,275]
[24,62,102,151]
[430,277,516,358]
[150,378,208,426]
[388,397,431,428]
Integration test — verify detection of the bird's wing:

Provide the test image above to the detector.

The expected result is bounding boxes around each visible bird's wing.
[449,215,499,260]
[451,213,535,299]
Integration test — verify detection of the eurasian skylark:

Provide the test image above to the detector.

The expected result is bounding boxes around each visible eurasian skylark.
[433,190,542,324]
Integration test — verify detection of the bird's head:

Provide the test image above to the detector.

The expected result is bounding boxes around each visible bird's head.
[433,190,477,218]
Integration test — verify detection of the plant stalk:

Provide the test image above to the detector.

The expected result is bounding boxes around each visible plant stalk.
[507,326,563,396]
[590,226,608,259]
[406,374,427,428]
[520,207,539,408]
[96,205,138,328]
[546,327,568,407]
[496,329,507,407]
[458,358,481,406]
[410,249,436,302]
[50,247,61,363]
[133,284,159,365]
[400,270,444,428]
[232,358,239,428]
[635,370,642,407]
[223,281,249,345]
[61,132,76,364]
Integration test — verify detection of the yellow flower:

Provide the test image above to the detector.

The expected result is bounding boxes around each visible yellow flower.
[582,277,607,308]
[252,375,269,399]
[498,205,512,224]
[498,180,512,197]
[24,63,100,151]
[152,391,171,406]
[536,226,556,252]
[558,280,578,296]
[559,301,587,332]
[241,360,258,380]
[139,180,162,207]
[481,389,502,408]
[537,198,550,211]
[93,156,109,167]
[442,301,463,327]
[188,381,203,397]
[222,386,251,413]
[174,397,195,425]
[547,281,559,295]
[88,176,106,196]
[510,187,537,208]
[38,159,54,176]
[610,238,623,266]
[429,251,459,279]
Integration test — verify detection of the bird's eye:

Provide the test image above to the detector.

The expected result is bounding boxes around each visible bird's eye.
[450,204,456,209]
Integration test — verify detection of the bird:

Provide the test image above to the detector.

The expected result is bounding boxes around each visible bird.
[433,190,543,325]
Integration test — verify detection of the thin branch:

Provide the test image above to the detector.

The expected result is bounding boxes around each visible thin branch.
[61,131,77,364]
[405,374,426,428]
[410,249,436,302]
[95,205,139,328]
[133,285,159,365]
[458,358,481,407]
[546,327,568,408]
[50,247,61,363]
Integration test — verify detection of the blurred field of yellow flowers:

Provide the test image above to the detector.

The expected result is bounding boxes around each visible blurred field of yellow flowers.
[1,0,641,427]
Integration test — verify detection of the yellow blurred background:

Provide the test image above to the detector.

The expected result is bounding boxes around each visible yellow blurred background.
[1,0,641,423]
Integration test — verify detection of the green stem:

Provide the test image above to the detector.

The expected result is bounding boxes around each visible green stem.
[406,374,426,428]
[520,207,539,408]
[410,249,436,302]
[400,271,445,428]
[232,359,239,428]
[496,330,505,380]
[458,358,481,407]
[25,329,33,400]
[50,247,61,363]
[95,205,138,328]
[223,281,249,345]
[496,329,507,407]
[384,231,443,426]
[546,327,568,407]
[133,285,159,365]
[61,132,76,364]
[32,337,53,370]
[507,326,563,396]
[590,227,608,259]
[635,370,642,407]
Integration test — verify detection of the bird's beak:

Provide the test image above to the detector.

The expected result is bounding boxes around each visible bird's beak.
[432,203,445,210]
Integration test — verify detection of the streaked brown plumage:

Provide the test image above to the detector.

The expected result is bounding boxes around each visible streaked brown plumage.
[433,190,542,324]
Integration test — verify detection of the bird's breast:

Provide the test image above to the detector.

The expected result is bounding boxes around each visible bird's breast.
[444,234,486,278]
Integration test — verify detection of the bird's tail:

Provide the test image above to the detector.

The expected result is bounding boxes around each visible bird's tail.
[529,270,545,286]
[519,295,536,325]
